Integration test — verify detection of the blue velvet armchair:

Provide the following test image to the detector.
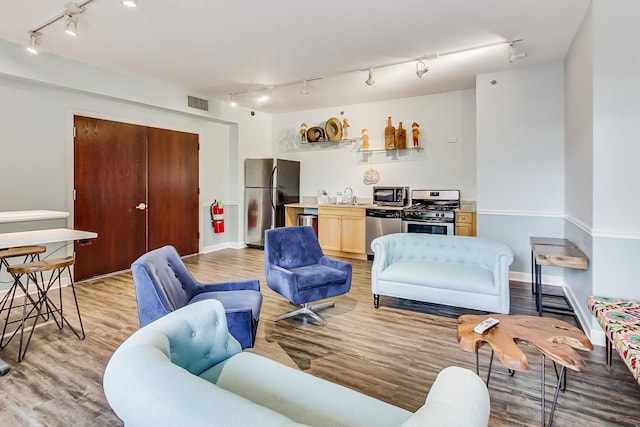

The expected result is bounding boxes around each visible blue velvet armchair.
[131,245,262,349]
[264,226,352,325]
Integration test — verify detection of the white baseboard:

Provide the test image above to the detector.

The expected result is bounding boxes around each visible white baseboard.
[509,271,563,286]
[202,242,247,253]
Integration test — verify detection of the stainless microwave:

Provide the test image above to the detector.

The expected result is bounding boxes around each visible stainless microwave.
[373,186,409,206]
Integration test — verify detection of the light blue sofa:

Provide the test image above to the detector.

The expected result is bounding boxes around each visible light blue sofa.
[371,233,514,314]
[103,300,490,427]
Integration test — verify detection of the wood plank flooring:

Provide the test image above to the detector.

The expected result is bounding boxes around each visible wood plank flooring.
[0,248,638,426]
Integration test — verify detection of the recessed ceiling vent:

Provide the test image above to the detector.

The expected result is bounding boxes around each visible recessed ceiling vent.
[188,95,209,111]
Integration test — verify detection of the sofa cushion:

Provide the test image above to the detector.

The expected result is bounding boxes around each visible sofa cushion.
[378,260,498,296]
[588,296,640,384]
[215,352,412,427]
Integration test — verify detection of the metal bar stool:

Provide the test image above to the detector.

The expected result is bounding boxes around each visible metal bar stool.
[0,246,48,339]
[4,256,85,362]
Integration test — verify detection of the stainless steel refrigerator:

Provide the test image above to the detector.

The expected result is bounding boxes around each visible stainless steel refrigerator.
[245,158,300,248]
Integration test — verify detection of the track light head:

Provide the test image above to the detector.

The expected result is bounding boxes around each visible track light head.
[63,2,84,36]
[26,31,41,55]
[65,15,78,36]
[508,43,527,63]
[365,68,375,86]
[416,60,429,78]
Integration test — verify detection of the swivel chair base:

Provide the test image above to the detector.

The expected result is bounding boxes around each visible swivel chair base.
[274,302,335,326]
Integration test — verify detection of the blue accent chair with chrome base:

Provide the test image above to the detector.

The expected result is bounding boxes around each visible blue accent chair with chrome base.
[264,226,352,325]
[131,245,262,349]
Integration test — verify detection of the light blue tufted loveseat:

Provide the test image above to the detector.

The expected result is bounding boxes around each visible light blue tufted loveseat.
[103,300,490,427]
[371,233,514,314]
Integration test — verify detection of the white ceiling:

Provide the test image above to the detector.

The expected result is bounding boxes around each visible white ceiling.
[0,0,590,114]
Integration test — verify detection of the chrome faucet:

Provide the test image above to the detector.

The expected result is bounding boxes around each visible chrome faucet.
[343,187,354,204]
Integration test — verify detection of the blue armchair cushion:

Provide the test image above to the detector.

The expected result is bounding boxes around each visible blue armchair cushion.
[290,265,348,290]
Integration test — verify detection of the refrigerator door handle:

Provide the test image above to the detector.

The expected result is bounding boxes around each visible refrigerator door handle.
[269,166,277,211]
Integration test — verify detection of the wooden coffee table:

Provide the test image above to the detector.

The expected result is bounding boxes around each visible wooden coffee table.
[457,314,593,427]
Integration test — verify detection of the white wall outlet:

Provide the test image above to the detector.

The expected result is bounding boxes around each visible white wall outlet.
[448,137,458,143]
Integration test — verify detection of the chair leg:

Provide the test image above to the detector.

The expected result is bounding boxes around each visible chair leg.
[274,302,335,326]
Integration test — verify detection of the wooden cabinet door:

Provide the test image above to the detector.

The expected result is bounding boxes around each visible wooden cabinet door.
[341,216,365,253]
[455,211,476,236]
[318,214,341,251]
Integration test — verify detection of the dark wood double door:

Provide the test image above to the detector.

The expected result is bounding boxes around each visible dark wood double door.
[73,116,199,281]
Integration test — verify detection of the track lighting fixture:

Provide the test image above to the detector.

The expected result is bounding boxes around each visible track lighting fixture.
[416,60,428,78]
[25,0,138,55]
[120,0,139,7]
[227,39,522,106]
[300,80,309,95]
[365,68,375,86]
[26,32,41,55]
[508,43,527,63]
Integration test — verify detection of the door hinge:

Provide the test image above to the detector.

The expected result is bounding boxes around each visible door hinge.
[73,189,76,201]
[73,126,76,138]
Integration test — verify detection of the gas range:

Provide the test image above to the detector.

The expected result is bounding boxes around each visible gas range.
[402,190,461,223]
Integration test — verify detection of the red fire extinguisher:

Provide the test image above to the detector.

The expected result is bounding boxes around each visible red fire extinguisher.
[211,200,225,233]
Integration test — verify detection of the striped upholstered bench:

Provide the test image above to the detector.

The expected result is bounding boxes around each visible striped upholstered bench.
[588,296,640,385]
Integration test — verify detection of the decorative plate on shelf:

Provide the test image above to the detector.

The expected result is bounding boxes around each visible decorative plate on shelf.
[325,117,343,141]
[363,168,380,185]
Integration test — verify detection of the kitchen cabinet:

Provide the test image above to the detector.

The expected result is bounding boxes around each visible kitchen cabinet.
[318,206,366,260]
[284,206,304,226]
[455,211,476,237]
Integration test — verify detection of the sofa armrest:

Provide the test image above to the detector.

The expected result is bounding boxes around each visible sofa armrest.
[198,278,260,292]
[104,345,299,427]
[400,366,490,427]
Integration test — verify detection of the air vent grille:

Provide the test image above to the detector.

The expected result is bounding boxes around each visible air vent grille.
[188,95,209,111]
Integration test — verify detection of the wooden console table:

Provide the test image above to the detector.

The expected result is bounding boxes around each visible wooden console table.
[533,242,588,316]
[458,314,593,426]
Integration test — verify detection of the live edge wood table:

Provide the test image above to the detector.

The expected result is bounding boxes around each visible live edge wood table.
[457,314,593,427]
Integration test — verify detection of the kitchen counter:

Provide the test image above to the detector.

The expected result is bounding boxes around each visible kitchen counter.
[285,202,404,210]
[458,201,477,212]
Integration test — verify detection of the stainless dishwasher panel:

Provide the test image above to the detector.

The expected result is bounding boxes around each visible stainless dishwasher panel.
[366,208,403,259]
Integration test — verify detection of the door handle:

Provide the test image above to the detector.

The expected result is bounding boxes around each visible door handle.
[135,203,147,210]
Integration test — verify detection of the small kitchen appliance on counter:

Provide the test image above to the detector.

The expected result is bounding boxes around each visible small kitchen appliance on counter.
[402,190,460,235]
[372,186,409,206]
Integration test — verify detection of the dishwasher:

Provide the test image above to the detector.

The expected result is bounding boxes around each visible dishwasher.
[365,208,403,260]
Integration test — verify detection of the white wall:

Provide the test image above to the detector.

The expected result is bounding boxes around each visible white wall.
[0,39,272,256]
[476,62,566,274]
[592,0,640,234]
[564,2,594,332]
[271,90,477,202]
[590,0,640,299]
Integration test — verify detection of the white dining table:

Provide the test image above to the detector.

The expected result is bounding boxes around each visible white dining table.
[0,228,97,249]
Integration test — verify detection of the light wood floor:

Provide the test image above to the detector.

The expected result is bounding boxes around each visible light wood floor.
[0,248,638,426]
